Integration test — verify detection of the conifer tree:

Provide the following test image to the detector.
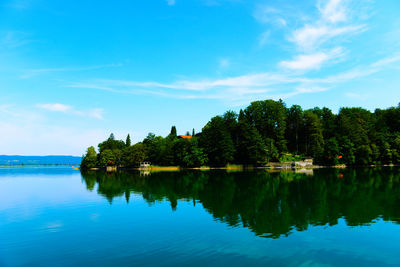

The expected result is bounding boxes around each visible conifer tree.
[170,126,177,137]
[126,134,131,147]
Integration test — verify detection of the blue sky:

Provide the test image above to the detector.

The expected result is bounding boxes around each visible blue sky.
[1,0,400,155]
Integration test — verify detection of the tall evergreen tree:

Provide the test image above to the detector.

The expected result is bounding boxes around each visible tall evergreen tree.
[170,126,177,137]
[126,134,131,147]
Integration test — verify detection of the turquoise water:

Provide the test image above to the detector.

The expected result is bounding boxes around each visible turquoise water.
[1,167,400,266]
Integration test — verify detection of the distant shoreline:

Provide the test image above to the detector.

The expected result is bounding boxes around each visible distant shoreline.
[0,164,80,167]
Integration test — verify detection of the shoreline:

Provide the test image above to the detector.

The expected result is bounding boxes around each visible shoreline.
[85,163,400,172]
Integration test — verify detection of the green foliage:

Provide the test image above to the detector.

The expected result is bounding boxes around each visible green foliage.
[199,116,235,166]
[279,153,302,163]
[81,146,97,169]
[98,133,126,153]
[84,100,400,167]
[244,99,287,152]
[324,138,340,165]
[236,119,267,165]
[264,138,279,162]
[173,138,207,167]
[303,110,325,162]
[286,105,303,153]
[98,149,117,167]
[123,143,146,167]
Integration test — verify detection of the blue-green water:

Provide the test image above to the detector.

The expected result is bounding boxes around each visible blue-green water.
[1,167,400,266]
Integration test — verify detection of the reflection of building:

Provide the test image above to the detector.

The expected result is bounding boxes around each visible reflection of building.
[140,170,150,176]
[295,168,314,176]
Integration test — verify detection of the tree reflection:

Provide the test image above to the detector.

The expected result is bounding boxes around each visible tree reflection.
[81,168,400,238]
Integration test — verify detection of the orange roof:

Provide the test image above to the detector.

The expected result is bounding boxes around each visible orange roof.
[177,135,192,139]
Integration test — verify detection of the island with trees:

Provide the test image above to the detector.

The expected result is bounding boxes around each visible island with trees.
[81,99,400,170]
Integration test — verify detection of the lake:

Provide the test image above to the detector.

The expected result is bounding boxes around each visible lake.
[1,167,400,266]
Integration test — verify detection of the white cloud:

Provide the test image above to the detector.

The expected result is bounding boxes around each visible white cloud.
[318,0,347,23]
[289,0,368,52]
[280,52,330,71]
[370,55,400,68]
[279,47,344,71]
[36,103,104,119]
[290,24,365,52]
[37,103,72,112]
[67,53,400,104]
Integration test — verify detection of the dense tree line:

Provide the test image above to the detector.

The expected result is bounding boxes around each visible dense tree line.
[81,99,400,168]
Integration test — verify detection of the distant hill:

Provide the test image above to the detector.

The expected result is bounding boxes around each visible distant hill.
[0,155,82,165]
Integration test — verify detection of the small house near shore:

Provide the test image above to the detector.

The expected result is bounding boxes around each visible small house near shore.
[293,159,313,167]
[140,162,151,168]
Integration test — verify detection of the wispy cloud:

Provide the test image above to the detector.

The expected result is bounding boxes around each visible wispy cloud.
[290,24,365,52]
[258,30,270,46]
[1,31,34,48]
[166,0,175,6]
[20,63,122,79]
[255,0,368,73]
[60,0,397,106]
[67,53,400,105]
[37,103,72,112]
[318,0,347,23]
[292,0,366,51]
[36,103,104,119]
[279,47,344,71]
[288,0,367,56]
[253,6,287,27]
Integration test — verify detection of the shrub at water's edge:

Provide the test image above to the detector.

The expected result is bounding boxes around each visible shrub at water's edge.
[81,99,400,169]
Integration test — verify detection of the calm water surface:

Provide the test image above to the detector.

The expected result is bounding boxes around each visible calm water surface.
[1,167,400,266]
